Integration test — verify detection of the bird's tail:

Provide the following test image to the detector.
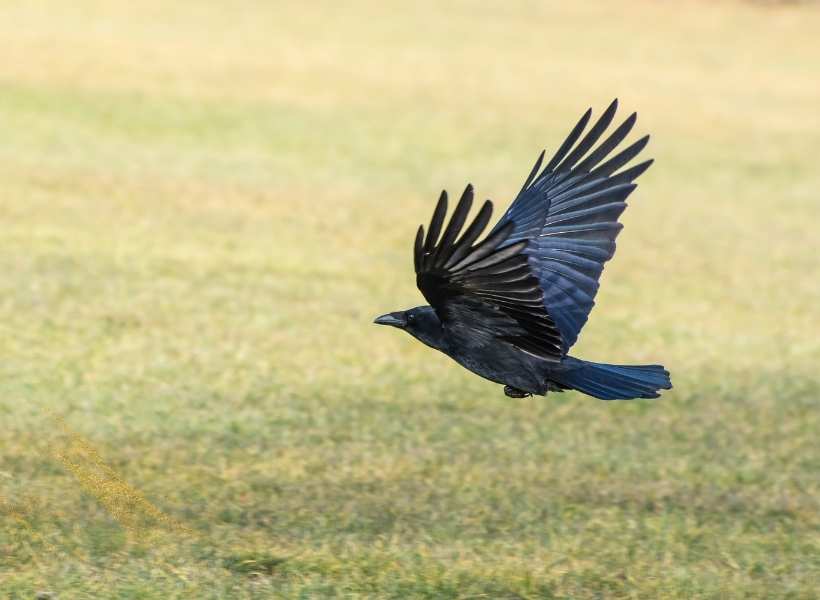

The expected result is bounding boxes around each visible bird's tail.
[555,359,672,400]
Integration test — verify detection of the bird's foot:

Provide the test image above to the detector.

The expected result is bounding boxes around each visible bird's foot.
[504,385,531,398]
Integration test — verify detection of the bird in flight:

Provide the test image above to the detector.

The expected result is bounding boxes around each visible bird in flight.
[374,100,671,400]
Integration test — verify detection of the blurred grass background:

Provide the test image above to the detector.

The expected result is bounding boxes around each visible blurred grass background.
[1,1,818,598]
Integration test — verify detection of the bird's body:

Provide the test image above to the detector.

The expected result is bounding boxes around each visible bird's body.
[402,305,549,392]
[450,336,545,393]
[375,100,672,401]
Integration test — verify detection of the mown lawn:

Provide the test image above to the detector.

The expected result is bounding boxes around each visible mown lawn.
[1,1,818,598]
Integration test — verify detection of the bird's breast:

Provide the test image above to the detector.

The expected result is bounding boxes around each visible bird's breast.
[444,335,552,394]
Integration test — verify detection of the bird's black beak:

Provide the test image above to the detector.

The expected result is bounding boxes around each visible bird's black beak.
[373,312,406,328]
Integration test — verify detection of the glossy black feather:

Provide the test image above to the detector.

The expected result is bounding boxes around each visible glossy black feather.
[516,150,545,198]
[414,198,563,361]
[423,191,448,259]
[443,200,493,269]
[574,112,636,173]
[543,108,592,172]
[555,98,618,172]
[491,99,654,352]
[434,185,473,265]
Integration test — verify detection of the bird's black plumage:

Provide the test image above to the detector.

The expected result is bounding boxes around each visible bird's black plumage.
[414,185,563,361]
[375,100,672,400]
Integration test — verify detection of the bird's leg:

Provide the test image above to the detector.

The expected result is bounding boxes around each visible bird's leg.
[504,385,531,398]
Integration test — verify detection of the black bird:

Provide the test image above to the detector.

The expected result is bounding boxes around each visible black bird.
[375,100,671,400]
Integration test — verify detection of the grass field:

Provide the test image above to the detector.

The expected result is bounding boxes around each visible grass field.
[1,1,819,598]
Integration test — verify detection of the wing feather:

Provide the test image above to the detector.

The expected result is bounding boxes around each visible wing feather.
[492,100,653,352]
[443,200,494,269]
[555,98,619,172]
[434,185,473,264]
[423,191,448,258]
[414,194,564,361]
[414,101,652,356]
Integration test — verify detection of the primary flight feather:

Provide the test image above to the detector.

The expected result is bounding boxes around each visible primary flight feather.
[375,100,672,400]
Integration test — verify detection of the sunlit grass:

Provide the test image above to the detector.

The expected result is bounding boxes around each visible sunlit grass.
[1,1,818,597]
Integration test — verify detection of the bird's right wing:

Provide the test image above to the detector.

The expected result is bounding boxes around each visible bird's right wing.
[414,185,563,361]
[491,99,653,353]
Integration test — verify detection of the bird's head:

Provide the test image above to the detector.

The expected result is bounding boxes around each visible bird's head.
[373,305,445,350]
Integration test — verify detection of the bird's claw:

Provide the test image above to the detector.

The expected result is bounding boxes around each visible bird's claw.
[504,385,531,398]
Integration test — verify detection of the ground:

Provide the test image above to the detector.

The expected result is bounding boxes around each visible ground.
[1,1,818,598]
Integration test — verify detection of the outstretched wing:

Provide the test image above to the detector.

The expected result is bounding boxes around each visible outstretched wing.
[491,99,653,353]
[414,185,563,361]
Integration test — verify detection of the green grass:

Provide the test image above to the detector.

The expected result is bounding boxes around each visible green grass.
[1,1,819,597]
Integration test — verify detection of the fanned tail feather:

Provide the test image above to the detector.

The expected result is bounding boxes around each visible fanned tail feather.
[556,359,672,400]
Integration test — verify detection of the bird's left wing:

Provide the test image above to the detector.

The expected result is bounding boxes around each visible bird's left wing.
[414,185,563,361]
[490,100,653,353]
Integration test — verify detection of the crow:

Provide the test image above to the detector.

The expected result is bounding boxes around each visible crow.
[374,100,672,400]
